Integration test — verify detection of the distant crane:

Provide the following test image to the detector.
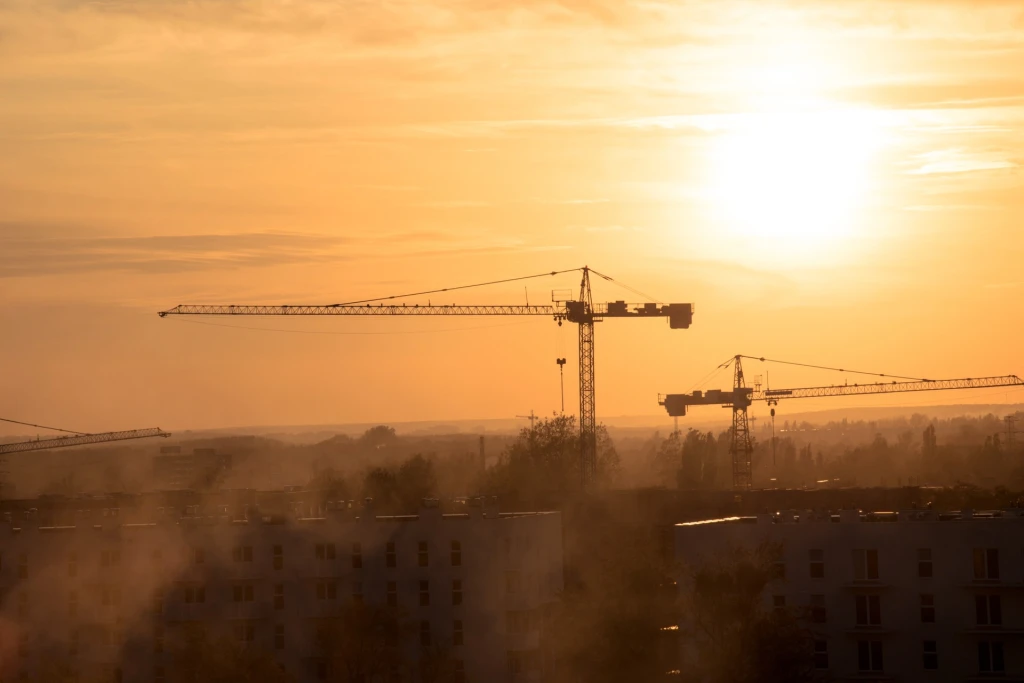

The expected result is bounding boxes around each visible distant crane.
[516,410,539,429]
[660,354,1024,490]
[0,427,170,455]
[159,266,694,489]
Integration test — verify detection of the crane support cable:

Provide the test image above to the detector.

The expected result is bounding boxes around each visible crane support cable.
[331,268,583,306]
[0,417,86,436]
[588,267,662,304]
[734,355,930,383]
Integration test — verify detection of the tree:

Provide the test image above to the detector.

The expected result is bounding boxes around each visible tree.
[486,415,620,501]
[396,455,438,510]
[170,624,295,683]
[322,603,408,683]
[682,544,820,683]
[545,500,679,683]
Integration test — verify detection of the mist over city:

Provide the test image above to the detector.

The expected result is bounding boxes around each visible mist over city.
[3,0,1024,681]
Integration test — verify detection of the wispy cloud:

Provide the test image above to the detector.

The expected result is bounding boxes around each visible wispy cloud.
[906,148,1017,175]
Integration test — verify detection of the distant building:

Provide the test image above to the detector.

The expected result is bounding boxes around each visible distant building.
[0,496,563,683]
[676,508,1024,681]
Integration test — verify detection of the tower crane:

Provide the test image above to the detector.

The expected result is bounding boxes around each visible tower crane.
[659,354,1024,490]
[159,266,694,488]
[0,427,170,455]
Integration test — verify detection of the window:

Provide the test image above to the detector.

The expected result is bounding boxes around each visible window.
[193,548,205,565]
[507,611,530,635]
[155,666,165,683]
[387,581,398,607]
[234,621,255,643]
[386,542,396,568]
[809,549,824,578]
[352,582,363,605]
[70,631,79,656]
[920,594,935,623]
[101,586,121,607]
[68,553,78,578]
[453,660,465,683]
[233,585,254,603]
[507,651,523,676]
[772,595,786,612]
[153,588,165,614]
[273,545,283,571]
[316,661,327,681]
[974,548,1000,580]
[69,591,78,617]
[813,640,828,669]
[17,592,27,617]
[18,554,27,579]
[923,640,937,670]
[978,641,1005,673]
[453,579,463,606]
[420,620,431,647]
[453,620,464,646]
[315,543,336,560]
[857,641,883,673]
[855,595,881,626]
[452,541,462,567]
[101,549,120,567]
[274,584,284,610]
[853,549,879,580]
[810,595,826,623]
[352,542,362,569]
[418,542,429,568]
[419,580,430,607]
[316,581,337,600]
[154,625,164,654]
[772,560,786,580]
[185,586,205,604]
[976,595,1003,626]
[275,624,284,650]
[232,546,253,563]
[918,549,933,578]
[388,665,401,683]
[505,571,522,596]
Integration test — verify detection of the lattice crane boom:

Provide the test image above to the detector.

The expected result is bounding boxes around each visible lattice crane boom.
[0,428,170,455]
[159,267,694,489]
[660,354,1024,491]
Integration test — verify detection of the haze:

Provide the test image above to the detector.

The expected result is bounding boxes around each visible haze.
[2,0,1023,434]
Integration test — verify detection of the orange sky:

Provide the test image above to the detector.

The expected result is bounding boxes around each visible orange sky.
[1,0,1023,434]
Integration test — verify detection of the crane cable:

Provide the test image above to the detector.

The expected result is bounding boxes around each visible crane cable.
[0,417,86,435]
[588,267,662,304]
[727,355,930,383]
[330,268,583,306]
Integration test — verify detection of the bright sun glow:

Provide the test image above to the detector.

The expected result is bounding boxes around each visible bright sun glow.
[703,108,883,265]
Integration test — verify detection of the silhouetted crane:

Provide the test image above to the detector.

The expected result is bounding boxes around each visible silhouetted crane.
[0,427,170,455]
[159,266,693,488]
[660,354,1024,490]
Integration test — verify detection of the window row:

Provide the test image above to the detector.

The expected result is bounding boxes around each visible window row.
[811,640,1005,674]
[796,593,1006,627]
[791,547,1006,581]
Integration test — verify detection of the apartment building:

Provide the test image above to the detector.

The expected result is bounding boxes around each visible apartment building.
[676,508,1024,681]
[0,496,563,683]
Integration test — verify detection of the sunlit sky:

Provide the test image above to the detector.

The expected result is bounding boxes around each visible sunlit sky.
[2,0,1023,434]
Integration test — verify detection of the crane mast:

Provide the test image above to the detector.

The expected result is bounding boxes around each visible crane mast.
[660,354,1024,491]
[160,266,694,489]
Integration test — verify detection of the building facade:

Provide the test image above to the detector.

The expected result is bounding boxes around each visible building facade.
[676,508,1024,682]
[0,497,563,683]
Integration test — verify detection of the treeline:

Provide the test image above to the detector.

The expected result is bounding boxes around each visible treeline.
[637,411,1024,490]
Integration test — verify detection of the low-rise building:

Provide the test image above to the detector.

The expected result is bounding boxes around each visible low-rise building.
[676,508,1024,682]
[0,496,563,683]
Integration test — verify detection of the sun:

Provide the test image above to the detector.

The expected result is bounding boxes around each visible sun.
[702,108,882,265]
